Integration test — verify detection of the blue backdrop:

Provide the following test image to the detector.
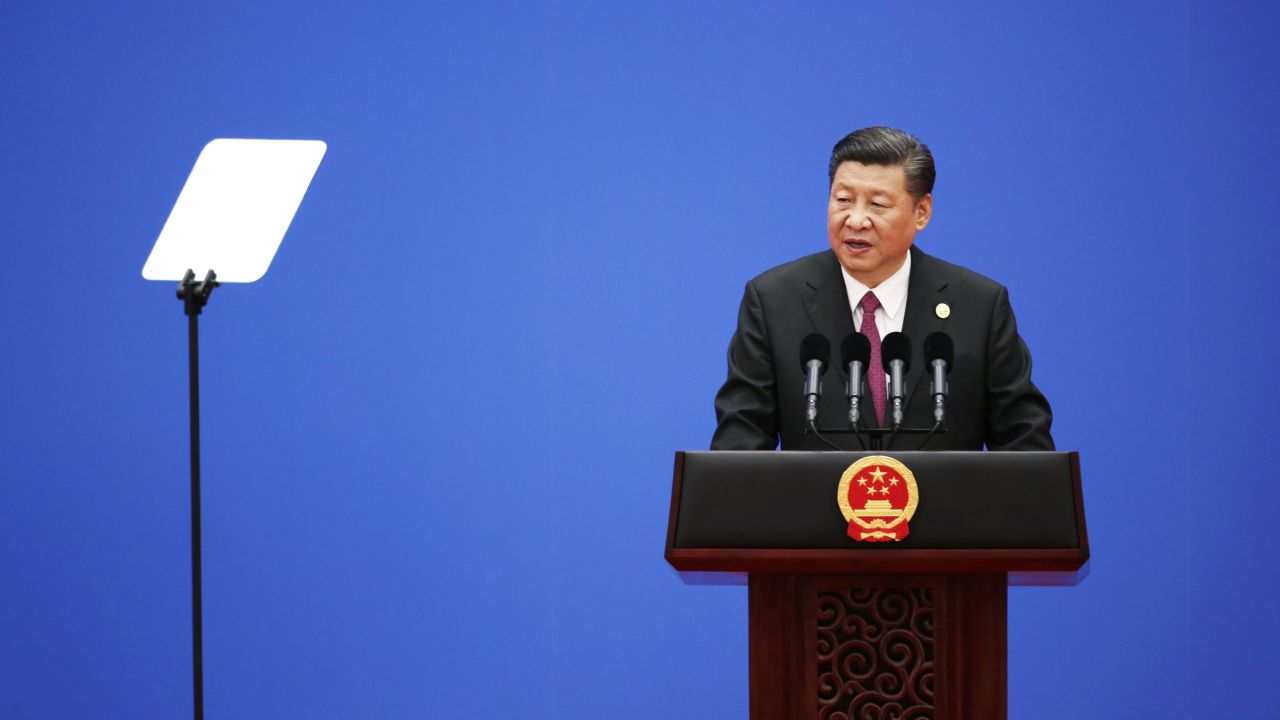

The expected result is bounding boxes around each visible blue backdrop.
[3,2,1278,717]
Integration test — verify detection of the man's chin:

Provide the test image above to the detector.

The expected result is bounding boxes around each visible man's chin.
[833,250,877,276]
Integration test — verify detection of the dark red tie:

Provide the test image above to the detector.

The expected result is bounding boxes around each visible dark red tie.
[859,291,886,427]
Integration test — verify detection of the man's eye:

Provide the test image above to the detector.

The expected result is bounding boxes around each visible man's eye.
[871,202,887,209]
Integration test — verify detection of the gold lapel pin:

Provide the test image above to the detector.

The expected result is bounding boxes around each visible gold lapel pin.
[935,303,951,319]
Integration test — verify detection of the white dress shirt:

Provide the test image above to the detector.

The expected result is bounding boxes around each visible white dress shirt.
[839,250,911,338]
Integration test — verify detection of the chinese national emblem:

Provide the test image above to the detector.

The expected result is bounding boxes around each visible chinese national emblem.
[837,455,920,542]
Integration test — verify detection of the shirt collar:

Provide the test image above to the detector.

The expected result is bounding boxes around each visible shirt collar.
[839,250,911,320]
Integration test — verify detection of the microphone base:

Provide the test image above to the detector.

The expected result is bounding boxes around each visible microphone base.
[805,425,946,451]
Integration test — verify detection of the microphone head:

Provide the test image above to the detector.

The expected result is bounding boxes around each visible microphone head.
[923,332,955,371]
[840,333,871,373]
[799,333,831,375]
[881,332,912,373]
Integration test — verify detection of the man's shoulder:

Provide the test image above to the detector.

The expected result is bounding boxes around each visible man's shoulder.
[911,246,1007,298]
[746,250,835,293]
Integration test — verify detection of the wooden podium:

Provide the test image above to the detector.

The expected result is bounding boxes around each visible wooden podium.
[665,451,1088,720]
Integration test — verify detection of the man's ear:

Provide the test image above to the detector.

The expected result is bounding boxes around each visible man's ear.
[914,194,933,230]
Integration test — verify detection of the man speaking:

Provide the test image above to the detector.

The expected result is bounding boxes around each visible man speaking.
[711,126,1053,451]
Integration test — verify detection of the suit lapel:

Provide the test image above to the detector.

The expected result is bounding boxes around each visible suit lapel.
[802,252,858,349]
[901,246,951,418]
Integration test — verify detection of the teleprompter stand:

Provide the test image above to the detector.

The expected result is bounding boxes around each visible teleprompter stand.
[143,138,327,720]
[177,268,218,720]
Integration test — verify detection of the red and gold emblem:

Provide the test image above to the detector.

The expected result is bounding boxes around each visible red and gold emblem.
[837,455,919,542]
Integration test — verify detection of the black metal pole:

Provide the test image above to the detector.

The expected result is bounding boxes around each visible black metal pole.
[187,303,204,720]
[178,269,215,720]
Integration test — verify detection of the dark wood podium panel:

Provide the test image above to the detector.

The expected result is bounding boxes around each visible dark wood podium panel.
[749,573,1005,720]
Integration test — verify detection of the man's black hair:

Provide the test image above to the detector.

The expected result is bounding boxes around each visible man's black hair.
[829,126,935,199]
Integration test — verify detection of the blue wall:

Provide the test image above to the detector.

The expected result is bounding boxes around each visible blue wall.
[3,2,1278,717]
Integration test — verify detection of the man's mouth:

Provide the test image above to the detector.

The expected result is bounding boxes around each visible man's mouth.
[844,239,873,250]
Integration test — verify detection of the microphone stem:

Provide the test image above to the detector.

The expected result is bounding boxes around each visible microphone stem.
[916,421,942,450]
[807,421,842,451]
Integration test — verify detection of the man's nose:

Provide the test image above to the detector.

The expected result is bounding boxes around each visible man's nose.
[845,209,871,229]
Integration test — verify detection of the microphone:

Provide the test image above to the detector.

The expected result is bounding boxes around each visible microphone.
[840,333,871,426]
[923,332,955,424]
[881,332,912,429]
[799,333,831,424]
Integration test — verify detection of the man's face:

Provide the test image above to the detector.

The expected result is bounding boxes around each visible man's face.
[826,161,932,287]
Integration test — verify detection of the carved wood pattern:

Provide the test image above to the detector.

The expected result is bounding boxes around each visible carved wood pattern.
[816,585,936,719]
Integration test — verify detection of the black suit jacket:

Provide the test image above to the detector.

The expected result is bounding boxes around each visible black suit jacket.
[711,246,1053,451]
